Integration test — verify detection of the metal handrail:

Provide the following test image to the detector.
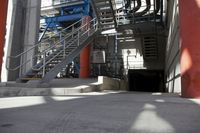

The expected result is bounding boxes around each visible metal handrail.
[32,33,78,71]
[7,18,82,59]
[6,18,83,70]
[32,18,98,76]
[6,17,98,78]
[41,0,84,9]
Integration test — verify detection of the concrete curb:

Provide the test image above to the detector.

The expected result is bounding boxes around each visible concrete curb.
[0,85,99,97]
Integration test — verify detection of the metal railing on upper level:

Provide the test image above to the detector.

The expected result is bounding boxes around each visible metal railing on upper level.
[41,0,84,10]
[6,17,98,78]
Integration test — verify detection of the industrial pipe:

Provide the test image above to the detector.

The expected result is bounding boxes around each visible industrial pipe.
[131,0,141,13]
[134,0,151,17]
[141,0,161,21]
[79,16,91,78]
[125,0,141,13]
[148,0,160,16]
[125,0,131,9]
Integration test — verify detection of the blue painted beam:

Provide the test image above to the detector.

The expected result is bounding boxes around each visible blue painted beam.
[45,13,82,23]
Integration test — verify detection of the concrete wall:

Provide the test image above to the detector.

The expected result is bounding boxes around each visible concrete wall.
[143,35,166,70]
[118,35,143,74]
[92,31,166,78]
[165,0,181,93]
[1,0,41,81]
[92,34,143,77]
[22,0,41,75]
[2,0,27,81]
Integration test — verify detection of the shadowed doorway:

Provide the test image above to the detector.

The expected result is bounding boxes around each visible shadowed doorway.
[128,70,164,92]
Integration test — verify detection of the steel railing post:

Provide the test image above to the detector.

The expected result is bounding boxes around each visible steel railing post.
[19,55,23,77]
[42,52,46,77]
[63,37,66,58]
[78,30,80,46]
[72,25,74,38]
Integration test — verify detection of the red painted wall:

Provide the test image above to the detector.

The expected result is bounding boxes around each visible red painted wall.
[80,44,91,78]
[0,0,8,81]
[79,16,91,78]
[179,0,200,98]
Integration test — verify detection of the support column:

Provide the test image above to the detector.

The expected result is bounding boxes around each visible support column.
[0,0,8,81]
[79,16,91,78]
[1,0,41,81]
[22,0,41,75]
[179,0,200,98]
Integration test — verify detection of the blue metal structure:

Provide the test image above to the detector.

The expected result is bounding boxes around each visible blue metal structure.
[40,0,92,30]
[39,0,93,78]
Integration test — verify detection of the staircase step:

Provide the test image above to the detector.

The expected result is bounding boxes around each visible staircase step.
[47,61,61,65]
[99,10,112,14]
[20,16,98,83]
[100,17,114,21]
[100,21,115,25]
[96,0,109,2]
[102,25,115,29]
[98,8,111,13]
[99,13,114,18]
[96,1,109,6]
[97,5,111,10]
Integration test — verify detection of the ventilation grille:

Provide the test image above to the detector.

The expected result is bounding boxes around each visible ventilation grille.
[143,36,158,59]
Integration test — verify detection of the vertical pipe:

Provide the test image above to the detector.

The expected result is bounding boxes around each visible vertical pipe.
[0,0,8,81]
[114,34,118,75]
[179,0,200,98]
[42,52,46,77]
[79,16,91,78]
[160,0,163,23]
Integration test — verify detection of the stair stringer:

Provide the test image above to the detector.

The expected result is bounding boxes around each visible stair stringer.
[39,31,99,83]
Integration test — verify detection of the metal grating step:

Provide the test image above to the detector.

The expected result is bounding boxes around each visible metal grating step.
[91,0,116,31]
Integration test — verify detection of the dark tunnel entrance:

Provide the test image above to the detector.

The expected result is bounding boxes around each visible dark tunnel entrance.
[128,69,164,92]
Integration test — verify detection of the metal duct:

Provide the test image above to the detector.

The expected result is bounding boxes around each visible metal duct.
[125,0,131,9]
[141,0,161,20]
[132,0,141,13]
[148,0,160,16]
[134,0,151,17]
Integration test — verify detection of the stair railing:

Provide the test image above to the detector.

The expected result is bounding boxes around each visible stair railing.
[6,18,98,78]
[37,18,98,77]
[42,0,83,7]
[6,19,82,71]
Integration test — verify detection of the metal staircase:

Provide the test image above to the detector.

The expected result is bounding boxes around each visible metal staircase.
[7,18,98,83]
[91,0,117,31]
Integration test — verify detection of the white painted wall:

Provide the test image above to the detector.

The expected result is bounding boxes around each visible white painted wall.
[165,0,181,93]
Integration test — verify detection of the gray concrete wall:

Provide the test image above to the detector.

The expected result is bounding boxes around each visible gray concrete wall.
[22,0,41,75]
[93,31,166,78]
[93,34,143,77]
[2,0,27,81]
[118,35,143,74]
[142,35,166,71]
[165,0,181,93]
[1,0,41,81]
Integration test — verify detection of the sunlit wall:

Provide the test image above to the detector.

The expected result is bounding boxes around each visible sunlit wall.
[165,0,181,93]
